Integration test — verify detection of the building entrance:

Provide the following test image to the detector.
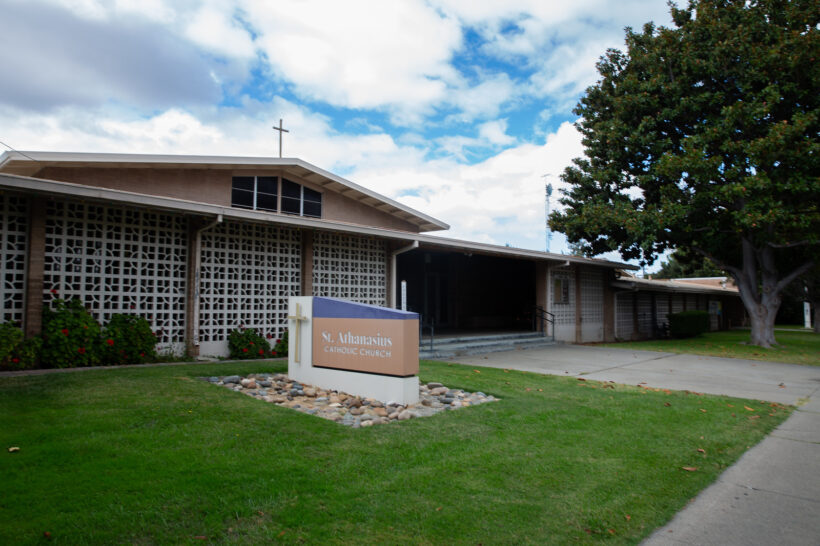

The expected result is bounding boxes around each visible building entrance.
[397,249,536,334]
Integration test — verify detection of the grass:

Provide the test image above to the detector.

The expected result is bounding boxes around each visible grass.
[1,360,791,544]
[602,329,820,366]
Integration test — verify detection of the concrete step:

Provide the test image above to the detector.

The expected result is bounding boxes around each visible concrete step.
[419,333,555,360]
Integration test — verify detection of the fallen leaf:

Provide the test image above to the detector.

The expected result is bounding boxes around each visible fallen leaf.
[682,466,698,472]
[625,514,631,521]
[749,415,760,420]
[473,369,481,373]
[8,447,20,453]
[727,404,734,408]
[436,507,442,511]
[538,388,543,392]
[744,406,755,412]
[697,448,706,453]
[577,377,586,381]
[43,531,51,539]
[504,369,509,373]
[279,531,286,537]
[664,402,671,407]
[700,409,707,413]
[525,388,532,392]
[608,529,616,535]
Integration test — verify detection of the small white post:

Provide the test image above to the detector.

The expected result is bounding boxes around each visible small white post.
[401,281,407,311]
[805,302,812,329]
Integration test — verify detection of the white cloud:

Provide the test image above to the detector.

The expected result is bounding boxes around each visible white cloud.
[478,119,515,146]
[443,73,517,123]
[244,0,462,121]
[184,5,256,59]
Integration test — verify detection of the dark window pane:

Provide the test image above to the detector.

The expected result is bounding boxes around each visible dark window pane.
[232,188,254,209]
[281,196,301,214]
[232,176,254,191]
[257,176,278,195]
[256,193,277,212]
[304,187,321,203]
[303,200,321,218]
[282,179,301,198]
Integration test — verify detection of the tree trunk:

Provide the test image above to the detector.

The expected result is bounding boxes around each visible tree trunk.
[733,240,782,348]
[813,301,819,334]
[748,301,778,347]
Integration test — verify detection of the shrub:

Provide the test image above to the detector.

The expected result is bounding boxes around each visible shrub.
[273,330,288,358]
[41,298,103,368]
[0,322,41,371]
[102,314,157,365]
[669,310,710,338]
[228,327,271,360]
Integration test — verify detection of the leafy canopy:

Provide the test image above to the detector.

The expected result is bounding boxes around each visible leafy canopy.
[550,0,819,270]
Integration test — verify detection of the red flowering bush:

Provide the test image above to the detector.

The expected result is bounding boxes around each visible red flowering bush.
[101,314,157,365]
[273,331,288,358]
[0,322,41,371]
[41,298,102,368]
[227,326,271,360]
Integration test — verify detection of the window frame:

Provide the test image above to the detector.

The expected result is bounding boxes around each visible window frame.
[231,175,323,218]
[553,276,570,304]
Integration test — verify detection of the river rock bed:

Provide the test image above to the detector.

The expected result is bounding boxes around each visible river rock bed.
[202,373,498,427]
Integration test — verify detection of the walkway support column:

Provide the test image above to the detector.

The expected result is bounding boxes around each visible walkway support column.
[301,230,314,296]
[186,214,222,357]
[389,240,418,309]
[603,269,615,342]
[535,262,548,334]
[24,197,46,339]
[575,266,582,343]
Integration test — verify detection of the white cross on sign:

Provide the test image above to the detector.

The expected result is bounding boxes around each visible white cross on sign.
[287,303,308,363]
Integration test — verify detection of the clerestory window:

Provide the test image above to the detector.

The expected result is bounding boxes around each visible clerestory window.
[231,176,322,218]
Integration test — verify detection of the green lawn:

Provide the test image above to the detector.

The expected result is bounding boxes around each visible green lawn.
[1,360,790,544]
[602,329,820,366]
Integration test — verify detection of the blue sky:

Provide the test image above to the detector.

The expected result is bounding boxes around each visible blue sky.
[0,0,676,268]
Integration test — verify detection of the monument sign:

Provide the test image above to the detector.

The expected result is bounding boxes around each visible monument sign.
[288,296,420,405]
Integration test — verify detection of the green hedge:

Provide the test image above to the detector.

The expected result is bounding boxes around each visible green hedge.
[669,310,710,338]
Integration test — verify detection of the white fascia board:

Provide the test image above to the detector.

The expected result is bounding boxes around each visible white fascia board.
[0,151,449,232]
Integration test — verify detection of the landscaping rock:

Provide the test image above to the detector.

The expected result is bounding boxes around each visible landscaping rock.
[203,374,499,428]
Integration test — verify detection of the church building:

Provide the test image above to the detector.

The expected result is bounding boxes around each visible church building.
[0,151,739,356]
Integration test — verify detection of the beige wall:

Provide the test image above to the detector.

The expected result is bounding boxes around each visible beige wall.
[33,166,420,233]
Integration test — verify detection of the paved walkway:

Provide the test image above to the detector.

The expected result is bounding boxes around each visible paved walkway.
[449,345,820,546]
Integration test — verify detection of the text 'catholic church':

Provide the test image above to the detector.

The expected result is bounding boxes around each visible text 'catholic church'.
[0,151,742,356]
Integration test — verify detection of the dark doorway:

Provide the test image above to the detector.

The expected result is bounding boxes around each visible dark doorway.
[397,249,536,334]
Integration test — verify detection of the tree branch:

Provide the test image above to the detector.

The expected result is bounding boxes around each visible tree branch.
[767,240,813,249]
[691,245,741,278]
[775,260,816,295]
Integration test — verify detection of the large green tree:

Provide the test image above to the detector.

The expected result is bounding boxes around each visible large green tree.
[550,0,819,347]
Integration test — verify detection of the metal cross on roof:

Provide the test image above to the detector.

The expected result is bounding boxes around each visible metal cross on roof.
[272,118,289,158]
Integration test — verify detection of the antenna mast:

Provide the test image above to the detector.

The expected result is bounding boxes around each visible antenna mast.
[542,174,554,252]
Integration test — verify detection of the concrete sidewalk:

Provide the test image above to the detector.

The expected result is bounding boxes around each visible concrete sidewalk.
[449,345,820,546]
